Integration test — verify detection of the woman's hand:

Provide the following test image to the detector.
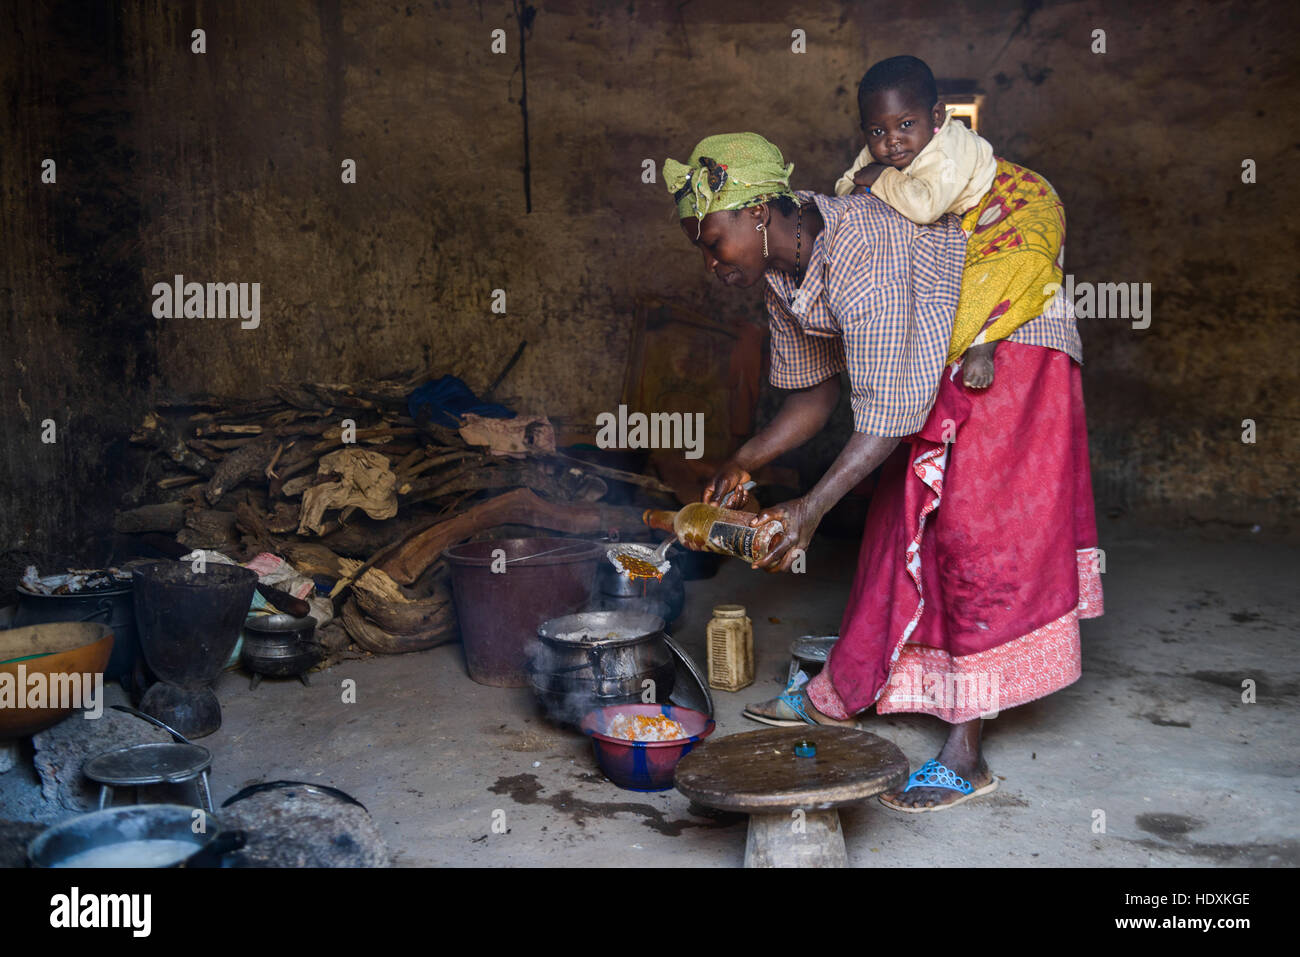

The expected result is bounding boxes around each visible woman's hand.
[748,496,824,573]
[853,163,887,189]
[702,461,752,508]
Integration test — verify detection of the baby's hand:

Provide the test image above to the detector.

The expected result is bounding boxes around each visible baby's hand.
[852,163,887,189]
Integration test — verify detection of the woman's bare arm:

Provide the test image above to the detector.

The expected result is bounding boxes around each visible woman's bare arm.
[703,375,841,506]
[750,431,901,572]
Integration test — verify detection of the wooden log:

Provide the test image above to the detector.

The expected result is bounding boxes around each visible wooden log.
[270,384,331,412]
[282,542,350,580]
[113,502,186,534]
[186,440,226,461]
[265,501,300,533]
[268,448,319,493]
[303,383,380,411]
[406,419,468,447]
[399,460,568,504]
[380,488,647,585]
[309,426,417,454]
[396,453,487,496]
[319,512,431,558]
[423,468,564,501]
[234,501,277,555]
[271,419,335,437]
[130,412,214,477]
[541,452,675,493]
[279,474,315,498]
[194,423,264,437]
[157,475,200,490]
[178,509,241,551]
[196,435,262,450]
[159,395,277,415]
[341,558,453,633]
[205,433,279,504]
[341,597,457,655]
[397,449,480,483]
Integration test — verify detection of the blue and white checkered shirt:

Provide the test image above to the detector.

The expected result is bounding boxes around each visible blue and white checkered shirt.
[765,192,1081,436]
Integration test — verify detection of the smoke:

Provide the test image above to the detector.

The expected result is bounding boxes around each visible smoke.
[526,609,671,729]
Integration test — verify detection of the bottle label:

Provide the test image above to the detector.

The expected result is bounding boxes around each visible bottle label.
[707,520,758,560]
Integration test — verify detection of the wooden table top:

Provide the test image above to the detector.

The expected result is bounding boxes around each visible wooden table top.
[674,726,908,813]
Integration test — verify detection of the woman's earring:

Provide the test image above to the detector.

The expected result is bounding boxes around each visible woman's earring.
[933,126,940,133]
[756,222,769,258]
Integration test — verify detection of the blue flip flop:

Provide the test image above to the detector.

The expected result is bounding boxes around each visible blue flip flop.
[879,759,999,813]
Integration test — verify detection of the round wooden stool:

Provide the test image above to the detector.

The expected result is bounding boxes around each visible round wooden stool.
[674,726,907,867]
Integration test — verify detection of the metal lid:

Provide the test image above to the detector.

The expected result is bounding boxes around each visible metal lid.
[664,633,714,718]
[537,610,666,647]
[83,742,212,786]
[711,604,746,618]
[790,635,838,662]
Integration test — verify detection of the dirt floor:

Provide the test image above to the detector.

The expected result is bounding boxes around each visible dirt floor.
[2,516,1296,867]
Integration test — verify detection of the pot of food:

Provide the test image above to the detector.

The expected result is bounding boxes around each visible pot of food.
[13,568,138,683]
[529,611,676,726]
[241,614,322,689]
[28,804,245,868]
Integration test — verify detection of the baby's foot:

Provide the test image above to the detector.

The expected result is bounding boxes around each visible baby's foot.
[963,343,996,389]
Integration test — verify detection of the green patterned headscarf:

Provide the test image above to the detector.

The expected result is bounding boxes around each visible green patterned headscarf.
[663,133,799,234]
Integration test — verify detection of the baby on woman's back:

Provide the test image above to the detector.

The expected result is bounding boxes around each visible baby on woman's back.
[837,55,1066,391]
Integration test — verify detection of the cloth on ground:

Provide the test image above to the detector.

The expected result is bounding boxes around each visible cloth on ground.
[407,375,516,428]
[459,413,556,458]
[244,551,333,626]
[297,448,397,536]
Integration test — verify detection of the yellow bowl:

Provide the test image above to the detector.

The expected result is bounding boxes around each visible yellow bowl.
[0,622,114,738]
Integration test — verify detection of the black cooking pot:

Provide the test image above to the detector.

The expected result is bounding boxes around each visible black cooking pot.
[241,614,322,688]
[28,804,245,868]
[13,581,138,682]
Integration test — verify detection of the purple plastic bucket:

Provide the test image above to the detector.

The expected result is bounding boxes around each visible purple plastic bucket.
[443,537,603,687]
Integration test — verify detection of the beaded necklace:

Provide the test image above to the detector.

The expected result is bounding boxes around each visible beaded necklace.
[794,205,804,284]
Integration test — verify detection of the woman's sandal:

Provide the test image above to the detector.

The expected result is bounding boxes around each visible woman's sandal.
[878,759,999,813]
[743,679,857,728]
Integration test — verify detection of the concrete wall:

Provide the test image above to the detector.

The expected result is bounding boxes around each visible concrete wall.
[3,0,1296,572]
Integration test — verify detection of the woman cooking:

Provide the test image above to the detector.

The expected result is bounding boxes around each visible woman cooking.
[662,132,1102,812]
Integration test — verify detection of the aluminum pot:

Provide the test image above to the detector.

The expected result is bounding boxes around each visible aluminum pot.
[592,556,685,624]
[529,611,675,726]
[28,804,245,868]
[241,614,322,688]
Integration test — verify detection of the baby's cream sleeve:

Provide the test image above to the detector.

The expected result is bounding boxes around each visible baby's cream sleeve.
[869,141,968,224]
[834,143,876,196]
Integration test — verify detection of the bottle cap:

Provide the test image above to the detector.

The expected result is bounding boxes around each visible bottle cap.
[712,604,746,618]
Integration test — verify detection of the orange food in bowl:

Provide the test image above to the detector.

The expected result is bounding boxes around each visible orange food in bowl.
[606,713,687,742]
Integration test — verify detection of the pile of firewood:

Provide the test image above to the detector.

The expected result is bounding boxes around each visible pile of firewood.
[115,371,672,657]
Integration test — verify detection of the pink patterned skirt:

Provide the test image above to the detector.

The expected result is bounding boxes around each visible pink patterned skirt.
[807,342,1103,724]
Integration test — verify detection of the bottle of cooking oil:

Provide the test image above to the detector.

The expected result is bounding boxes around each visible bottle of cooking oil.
[642,502,785,563]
